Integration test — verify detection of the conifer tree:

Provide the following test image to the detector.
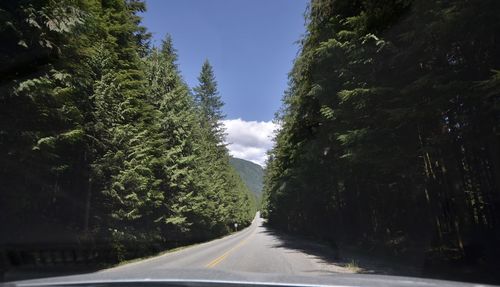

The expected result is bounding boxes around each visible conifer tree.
[264,0,500,269]
[193,60,225,143]
[1,0,256,264]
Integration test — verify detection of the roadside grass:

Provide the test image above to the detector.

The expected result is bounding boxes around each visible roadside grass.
[107,243,201,269]
[345,259,362,273]
[107,223,253,270]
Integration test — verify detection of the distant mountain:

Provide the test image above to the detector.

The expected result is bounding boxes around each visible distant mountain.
[229,157,264,198]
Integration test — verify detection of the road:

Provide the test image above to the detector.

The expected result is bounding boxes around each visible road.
[101,213,345,276]
[8,214,491,287]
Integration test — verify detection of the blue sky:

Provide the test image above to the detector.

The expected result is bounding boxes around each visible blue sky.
[140,0,307,122]
[140,0,308,165]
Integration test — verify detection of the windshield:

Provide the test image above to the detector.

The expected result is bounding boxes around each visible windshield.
[1,0,499,286]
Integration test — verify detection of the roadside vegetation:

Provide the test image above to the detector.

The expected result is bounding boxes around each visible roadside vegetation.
[262,0,500,281]
[1,0,255,264]
[229,157,264,206]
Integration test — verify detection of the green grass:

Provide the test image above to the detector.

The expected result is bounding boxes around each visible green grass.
[107,243,201,269]
[345,259,361,272]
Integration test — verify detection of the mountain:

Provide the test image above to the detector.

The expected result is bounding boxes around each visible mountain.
[229,157,264,199]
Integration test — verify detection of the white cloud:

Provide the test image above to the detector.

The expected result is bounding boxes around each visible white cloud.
[221,118,279,166]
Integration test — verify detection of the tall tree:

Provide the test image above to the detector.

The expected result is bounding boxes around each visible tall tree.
[263,0,500,276]
[143,34,203,242]
[1,0,256,267]
[1,0,89,244]
[193,60,225,143]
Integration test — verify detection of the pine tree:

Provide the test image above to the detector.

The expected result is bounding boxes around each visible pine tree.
[1,0,89,244]
[144,34,202,241]
[1,0,256,265]
[193,60,225,143]
[264,0,500,270]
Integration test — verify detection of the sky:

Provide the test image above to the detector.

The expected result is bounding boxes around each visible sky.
[140,0,308,165]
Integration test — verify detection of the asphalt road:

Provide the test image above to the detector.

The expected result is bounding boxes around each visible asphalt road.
[102,213,343,276]
[6,213,496,286]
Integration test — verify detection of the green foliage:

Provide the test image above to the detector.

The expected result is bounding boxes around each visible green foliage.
[1,0,255,263]
[229,157,264,201]
[193,60,226,143]
[263,0,500,268]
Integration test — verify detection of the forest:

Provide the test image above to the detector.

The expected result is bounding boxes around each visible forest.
[263,0,500,276]
[2,0,500,281]
[1,0,256,264]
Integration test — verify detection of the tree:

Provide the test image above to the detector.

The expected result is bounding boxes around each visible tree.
[193,60,225,143]
[143,34,203,242]
[1,0,256,268]
[263,0,500,275]
[1,0,89,245]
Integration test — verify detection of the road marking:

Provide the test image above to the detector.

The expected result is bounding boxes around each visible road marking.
[205,236,250,268]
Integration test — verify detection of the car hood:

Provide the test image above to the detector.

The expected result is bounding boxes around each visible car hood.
[2,268,495,287]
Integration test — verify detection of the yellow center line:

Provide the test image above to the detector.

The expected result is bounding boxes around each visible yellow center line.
[205,236,250,268]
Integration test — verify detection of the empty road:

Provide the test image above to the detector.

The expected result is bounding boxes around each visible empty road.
[101,213,345,276]
[9,214,487,287]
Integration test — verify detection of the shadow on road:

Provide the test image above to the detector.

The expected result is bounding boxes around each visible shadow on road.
[258,222,500,285]
[258,221,421,277]
[1,266,103,282]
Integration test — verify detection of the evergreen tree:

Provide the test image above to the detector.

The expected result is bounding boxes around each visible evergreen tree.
[193,60,225,143]
[264,0,500,272]
[1,0,256,265]
[1,0,89,244]
[143,35,203,241]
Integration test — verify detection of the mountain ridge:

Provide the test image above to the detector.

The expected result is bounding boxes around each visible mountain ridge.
[229,157,264,199]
